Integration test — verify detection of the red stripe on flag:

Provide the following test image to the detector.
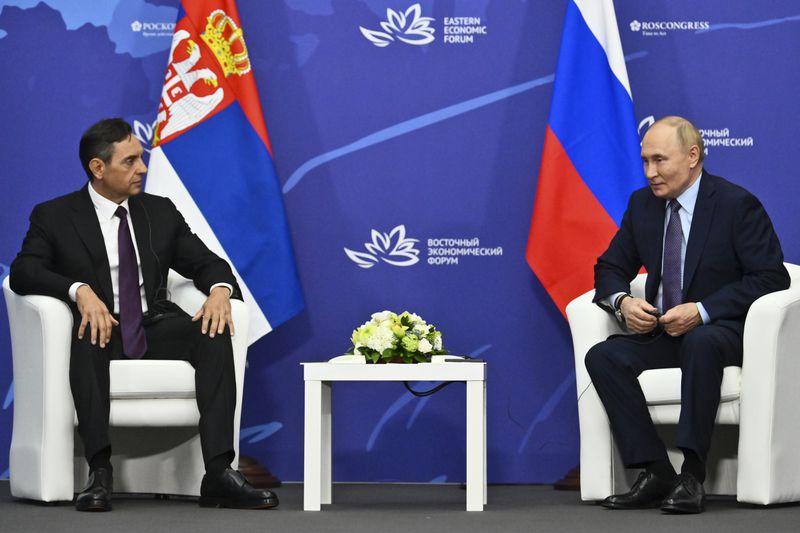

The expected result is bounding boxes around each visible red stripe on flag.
[526,126,619,316]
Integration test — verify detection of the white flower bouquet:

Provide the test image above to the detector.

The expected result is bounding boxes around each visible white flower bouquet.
[346,310,446,363]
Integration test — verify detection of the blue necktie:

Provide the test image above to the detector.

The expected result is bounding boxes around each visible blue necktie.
[115,206,147,358]
[662,200,683,312]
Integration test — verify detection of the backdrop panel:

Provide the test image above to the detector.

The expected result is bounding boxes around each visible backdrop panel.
[0,0,798,483]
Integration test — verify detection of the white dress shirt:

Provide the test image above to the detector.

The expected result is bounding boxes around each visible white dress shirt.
[69,184,149,313]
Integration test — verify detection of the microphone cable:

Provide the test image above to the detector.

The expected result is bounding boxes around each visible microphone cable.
[402,355,477,397]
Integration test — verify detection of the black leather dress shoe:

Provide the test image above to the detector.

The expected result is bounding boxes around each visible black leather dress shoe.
[600,471,674,510]
[661,472,706,514]
[199,468,279,509]
[75,468,113,512]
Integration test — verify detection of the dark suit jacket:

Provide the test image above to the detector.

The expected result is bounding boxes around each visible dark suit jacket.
[10,185,241,314]
[593,171,789,336]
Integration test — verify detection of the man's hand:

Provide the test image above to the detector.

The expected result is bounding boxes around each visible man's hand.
[660,302,702,337]
[619,296,659,334]
[192,286,234,338]
[75,285,118,348]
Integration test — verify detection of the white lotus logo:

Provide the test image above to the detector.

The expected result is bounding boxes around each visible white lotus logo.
[638,115,655,137]
[359,4,435,48]
[344,225,420,268]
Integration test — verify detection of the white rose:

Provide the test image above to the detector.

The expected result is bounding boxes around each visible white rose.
[367,324,395,353]
[433,335,442,351]
[418,338,433,354]
[406,312,424,324]
[371,310,394,322]
[413,323,431,336]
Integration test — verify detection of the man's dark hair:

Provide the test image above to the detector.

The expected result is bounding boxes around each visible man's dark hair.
[79,118,133,180]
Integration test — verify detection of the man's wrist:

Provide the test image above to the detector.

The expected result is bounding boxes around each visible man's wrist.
[210,283,233,297]
[612,293,631,325]
[69,282,89,302]
[614,293,632,311]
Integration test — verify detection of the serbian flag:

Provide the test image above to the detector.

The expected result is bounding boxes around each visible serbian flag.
[526,0,644,316]
[145,0,304,344]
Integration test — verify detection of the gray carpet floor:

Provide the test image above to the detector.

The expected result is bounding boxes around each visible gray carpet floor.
[2,480,800,533]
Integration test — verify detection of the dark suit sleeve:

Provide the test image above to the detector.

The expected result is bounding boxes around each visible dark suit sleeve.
[700,195,789,320]
[9,204,76,302]
[164,199,243,300]
[593,194,643,310]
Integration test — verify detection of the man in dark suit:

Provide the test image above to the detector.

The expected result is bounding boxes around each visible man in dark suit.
[585,116,789,514]
[9,118,278,511]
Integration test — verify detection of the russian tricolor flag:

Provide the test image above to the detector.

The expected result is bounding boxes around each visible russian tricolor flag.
[526,0,645,315]
[145,0,304,344]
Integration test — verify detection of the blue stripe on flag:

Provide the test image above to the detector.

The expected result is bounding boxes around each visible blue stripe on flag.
[163,103,304,328]
[548,1,644,225]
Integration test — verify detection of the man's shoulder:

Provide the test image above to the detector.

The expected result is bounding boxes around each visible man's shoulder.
[702,172,760,205]
[133,191,172,206]
[30,187,87,215]
[130,191,179,213]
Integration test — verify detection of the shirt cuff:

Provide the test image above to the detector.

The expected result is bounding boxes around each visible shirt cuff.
[696,302,710,324]
[69,282,88,302]
[210,283,233,296]
[605,292,628,311]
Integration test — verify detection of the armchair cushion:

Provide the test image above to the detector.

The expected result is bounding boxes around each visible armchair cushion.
[638,367,741,407]
[110,360,195,400]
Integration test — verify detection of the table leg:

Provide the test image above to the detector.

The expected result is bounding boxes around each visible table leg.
[466,380,486,511]
[321,381,332,504]
[304,379,323,511]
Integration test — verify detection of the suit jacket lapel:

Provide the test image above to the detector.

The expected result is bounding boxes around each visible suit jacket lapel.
[69,186,114,307]
[128,195,157,306]
[683,172,716,297]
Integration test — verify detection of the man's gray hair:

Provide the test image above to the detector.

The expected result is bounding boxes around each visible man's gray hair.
[653,116,705,163]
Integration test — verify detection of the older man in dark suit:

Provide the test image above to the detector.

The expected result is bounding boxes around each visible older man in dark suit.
[10,118,277,512]
[585,116,789,514]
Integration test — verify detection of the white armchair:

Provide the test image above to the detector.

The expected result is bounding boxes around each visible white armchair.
[3,272,249,502]
[567,262,800,505]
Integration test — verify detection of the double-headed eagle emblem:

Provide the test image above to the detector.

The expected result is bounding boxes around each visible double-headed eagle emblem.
[154,10,251,146]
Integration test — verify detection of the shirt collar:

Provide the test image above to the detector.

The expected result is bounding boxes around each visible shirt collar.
[669,170,702,216]
[88,182,130,220]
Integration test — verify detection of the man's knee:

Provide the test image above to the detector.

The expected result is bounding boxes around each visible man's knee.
[681,326,718,349]
[192,329,235,368]
[585,341,614,377]
[679,326,736,371]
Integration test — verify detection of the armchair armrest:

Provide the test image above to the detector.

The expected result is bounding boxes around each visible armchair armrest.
[565,286,624,500]
[565,274,645,501]
[737,263,800,504]
[3,277,75,501]
[566,288,624,395]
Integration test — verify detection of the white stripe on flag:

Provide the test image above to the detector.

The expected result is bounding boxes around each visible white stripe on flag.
[145,146,272,344]
[573,0,632,98]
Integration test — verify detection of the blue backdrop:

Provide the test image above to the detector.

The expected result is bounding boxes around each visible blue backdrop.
[1,0,799,483]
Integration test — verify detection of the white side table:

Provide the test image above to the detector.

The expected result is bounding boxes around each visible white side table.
[302,361,487,511]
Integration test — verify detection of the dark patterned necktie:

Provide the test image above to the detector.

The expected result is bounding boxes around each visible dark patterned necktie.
[662,200,683,312]
[115,206,147,358]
